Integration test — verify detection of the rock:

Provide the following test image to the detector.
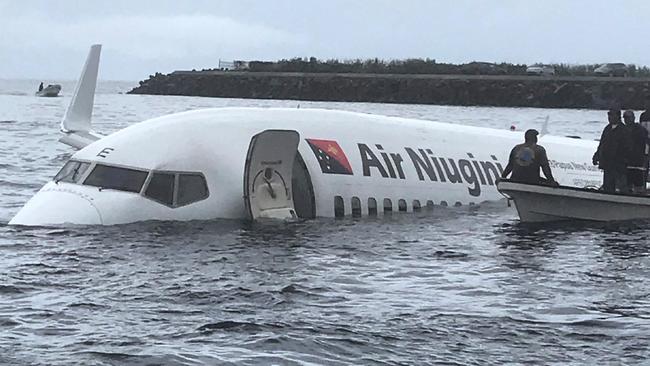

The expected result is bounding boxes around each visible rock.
[127,71,650,109]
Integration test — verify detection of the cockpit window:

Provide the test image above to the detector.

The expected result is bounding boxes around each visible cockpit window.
[65,162,209,206]
[177,173,209,206]
[144,172,175,206]
[83,164,148,193]
[54,160,91,184]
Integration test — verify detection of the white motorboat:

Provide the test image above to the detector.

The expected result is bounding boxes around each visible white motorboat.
[496,179,650,223]
[36,84,61,97]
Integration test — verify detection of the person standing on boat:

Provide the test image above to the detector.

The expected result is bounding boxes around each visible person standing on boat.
[640,110,650,185]
[623,110,648,193]
[640,109,650,130]
[593,109,631,193]
[38,82,43,92]
[500,129,558,185]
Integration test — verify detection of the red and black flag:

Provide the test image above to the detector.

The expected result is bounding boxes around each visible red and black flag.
[306,139,353,175]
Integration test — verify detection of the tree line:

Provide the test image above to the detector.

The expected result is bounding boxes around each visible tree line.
[224,57,650,77]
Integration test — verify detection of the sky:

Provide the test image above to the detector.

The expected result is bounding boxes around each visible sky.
[1,0,649,81]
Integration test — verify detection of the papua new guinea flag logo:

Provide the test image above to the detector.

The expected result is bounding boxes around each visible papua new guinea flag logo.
[306,139,353,175]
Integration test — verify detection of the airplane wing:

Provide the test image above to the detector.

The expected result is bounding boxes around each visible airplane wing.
[59,44,103,149]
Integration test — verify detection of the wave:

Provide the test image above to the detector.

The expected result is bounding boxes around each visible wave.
[0,284,27,294]
[1,92,28,96]
[196,320,286,334]
[67,302,107,309]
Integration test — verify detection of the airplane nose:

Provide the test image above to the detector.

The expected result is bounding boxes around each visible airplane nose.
[9,187,103,226]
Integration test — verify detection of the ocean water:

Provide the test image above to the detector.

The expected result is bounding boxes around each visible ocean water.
[1,79,650,365]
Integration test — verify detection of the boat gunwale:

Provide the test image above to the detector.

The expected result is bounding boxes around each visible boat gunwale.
[497,179,650,205]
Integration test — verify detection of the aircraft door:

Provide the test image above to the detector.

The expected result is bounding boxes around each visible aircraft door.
[244,130,300,220]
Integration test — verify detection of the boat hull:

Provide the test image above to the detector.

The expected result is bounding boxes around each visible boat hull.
[497,181,650,223]
[36,85,61,97]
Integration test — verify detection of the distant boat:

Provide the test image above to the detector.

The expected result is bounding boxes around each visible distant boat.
[36,84,61,97]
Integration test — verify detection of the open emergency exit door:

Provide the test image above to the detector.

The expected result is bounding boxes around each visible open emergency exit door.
[244,130,300,220]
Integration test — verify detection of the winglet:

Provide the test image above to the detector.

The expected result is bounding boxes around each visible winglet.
[59,44,102,148]
[539,115,550,137]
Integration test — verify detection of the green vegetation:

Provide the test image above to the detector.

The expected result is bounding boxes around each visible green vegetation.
[232,57,650,77]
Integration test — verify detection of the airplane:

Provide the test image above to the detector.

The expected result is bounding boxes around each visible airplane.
[8,45,603,226]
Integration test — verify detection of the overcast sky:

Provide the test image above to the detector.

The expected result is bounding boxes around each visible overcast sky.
[1,0,649,81]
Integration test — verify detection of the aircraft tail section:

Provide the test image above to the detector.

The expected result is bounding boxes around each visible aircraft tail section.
[59,44,102,148]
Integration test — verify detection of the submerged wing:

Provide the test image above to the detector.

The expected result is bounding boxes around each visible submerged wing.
[59,44,103,149]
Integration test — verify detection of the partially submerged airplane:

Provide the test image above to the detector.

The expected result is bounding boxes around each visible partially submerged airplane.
[9,45,604,226]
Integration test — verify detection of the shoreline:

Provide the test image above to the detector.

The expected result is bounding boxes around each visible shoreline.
[129,71,650,110]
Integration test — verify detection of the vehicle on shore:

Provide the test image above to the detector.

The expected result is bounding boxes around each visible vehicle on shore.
[525,65,555,76]
[463,62,507,75]
[594,63,628,77]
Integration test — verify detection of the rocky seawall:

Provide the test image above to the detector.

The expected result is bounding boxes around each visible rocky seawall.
[128,71,650,109]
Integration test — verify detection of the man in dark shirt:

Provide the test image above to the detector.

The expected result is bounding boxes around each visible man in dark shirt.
[641,110,650,185]
[501,129,557,185]
[640,109,649,128]
[593,109,631,193]
[624,110,648,193]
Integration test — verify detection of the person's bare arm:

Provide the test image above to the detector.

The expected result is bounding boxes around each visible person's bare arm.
[501,162,513,179]
[539,147,558,185]
[501,148,515,179]
[542,164,556,183]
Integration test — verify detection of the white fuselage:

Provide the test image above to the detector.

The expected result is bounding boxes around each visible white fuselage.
[9,107,602,226]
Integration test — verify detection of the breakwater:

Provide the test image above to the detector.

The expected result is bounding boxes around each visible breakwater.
[128,71,650,109]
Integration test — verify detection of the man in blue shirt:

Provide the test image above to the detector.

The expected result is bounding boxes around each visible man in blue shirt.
[501,129,557,185]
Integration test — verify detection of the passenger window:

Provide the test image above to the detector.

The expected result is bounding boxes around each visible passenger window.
[368,198,377,216]
[145,172,175,206]
[383,198,392,212]
[177,174,209,206]
[351,197,361,217]
[398,199,407,212]
[426,200,434,210]
[413,200,421,211]
[454,201,462,207]
[84,164,148,193]
[54,160,90,183]
[334,196,344,217]
[440,201,448,207]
